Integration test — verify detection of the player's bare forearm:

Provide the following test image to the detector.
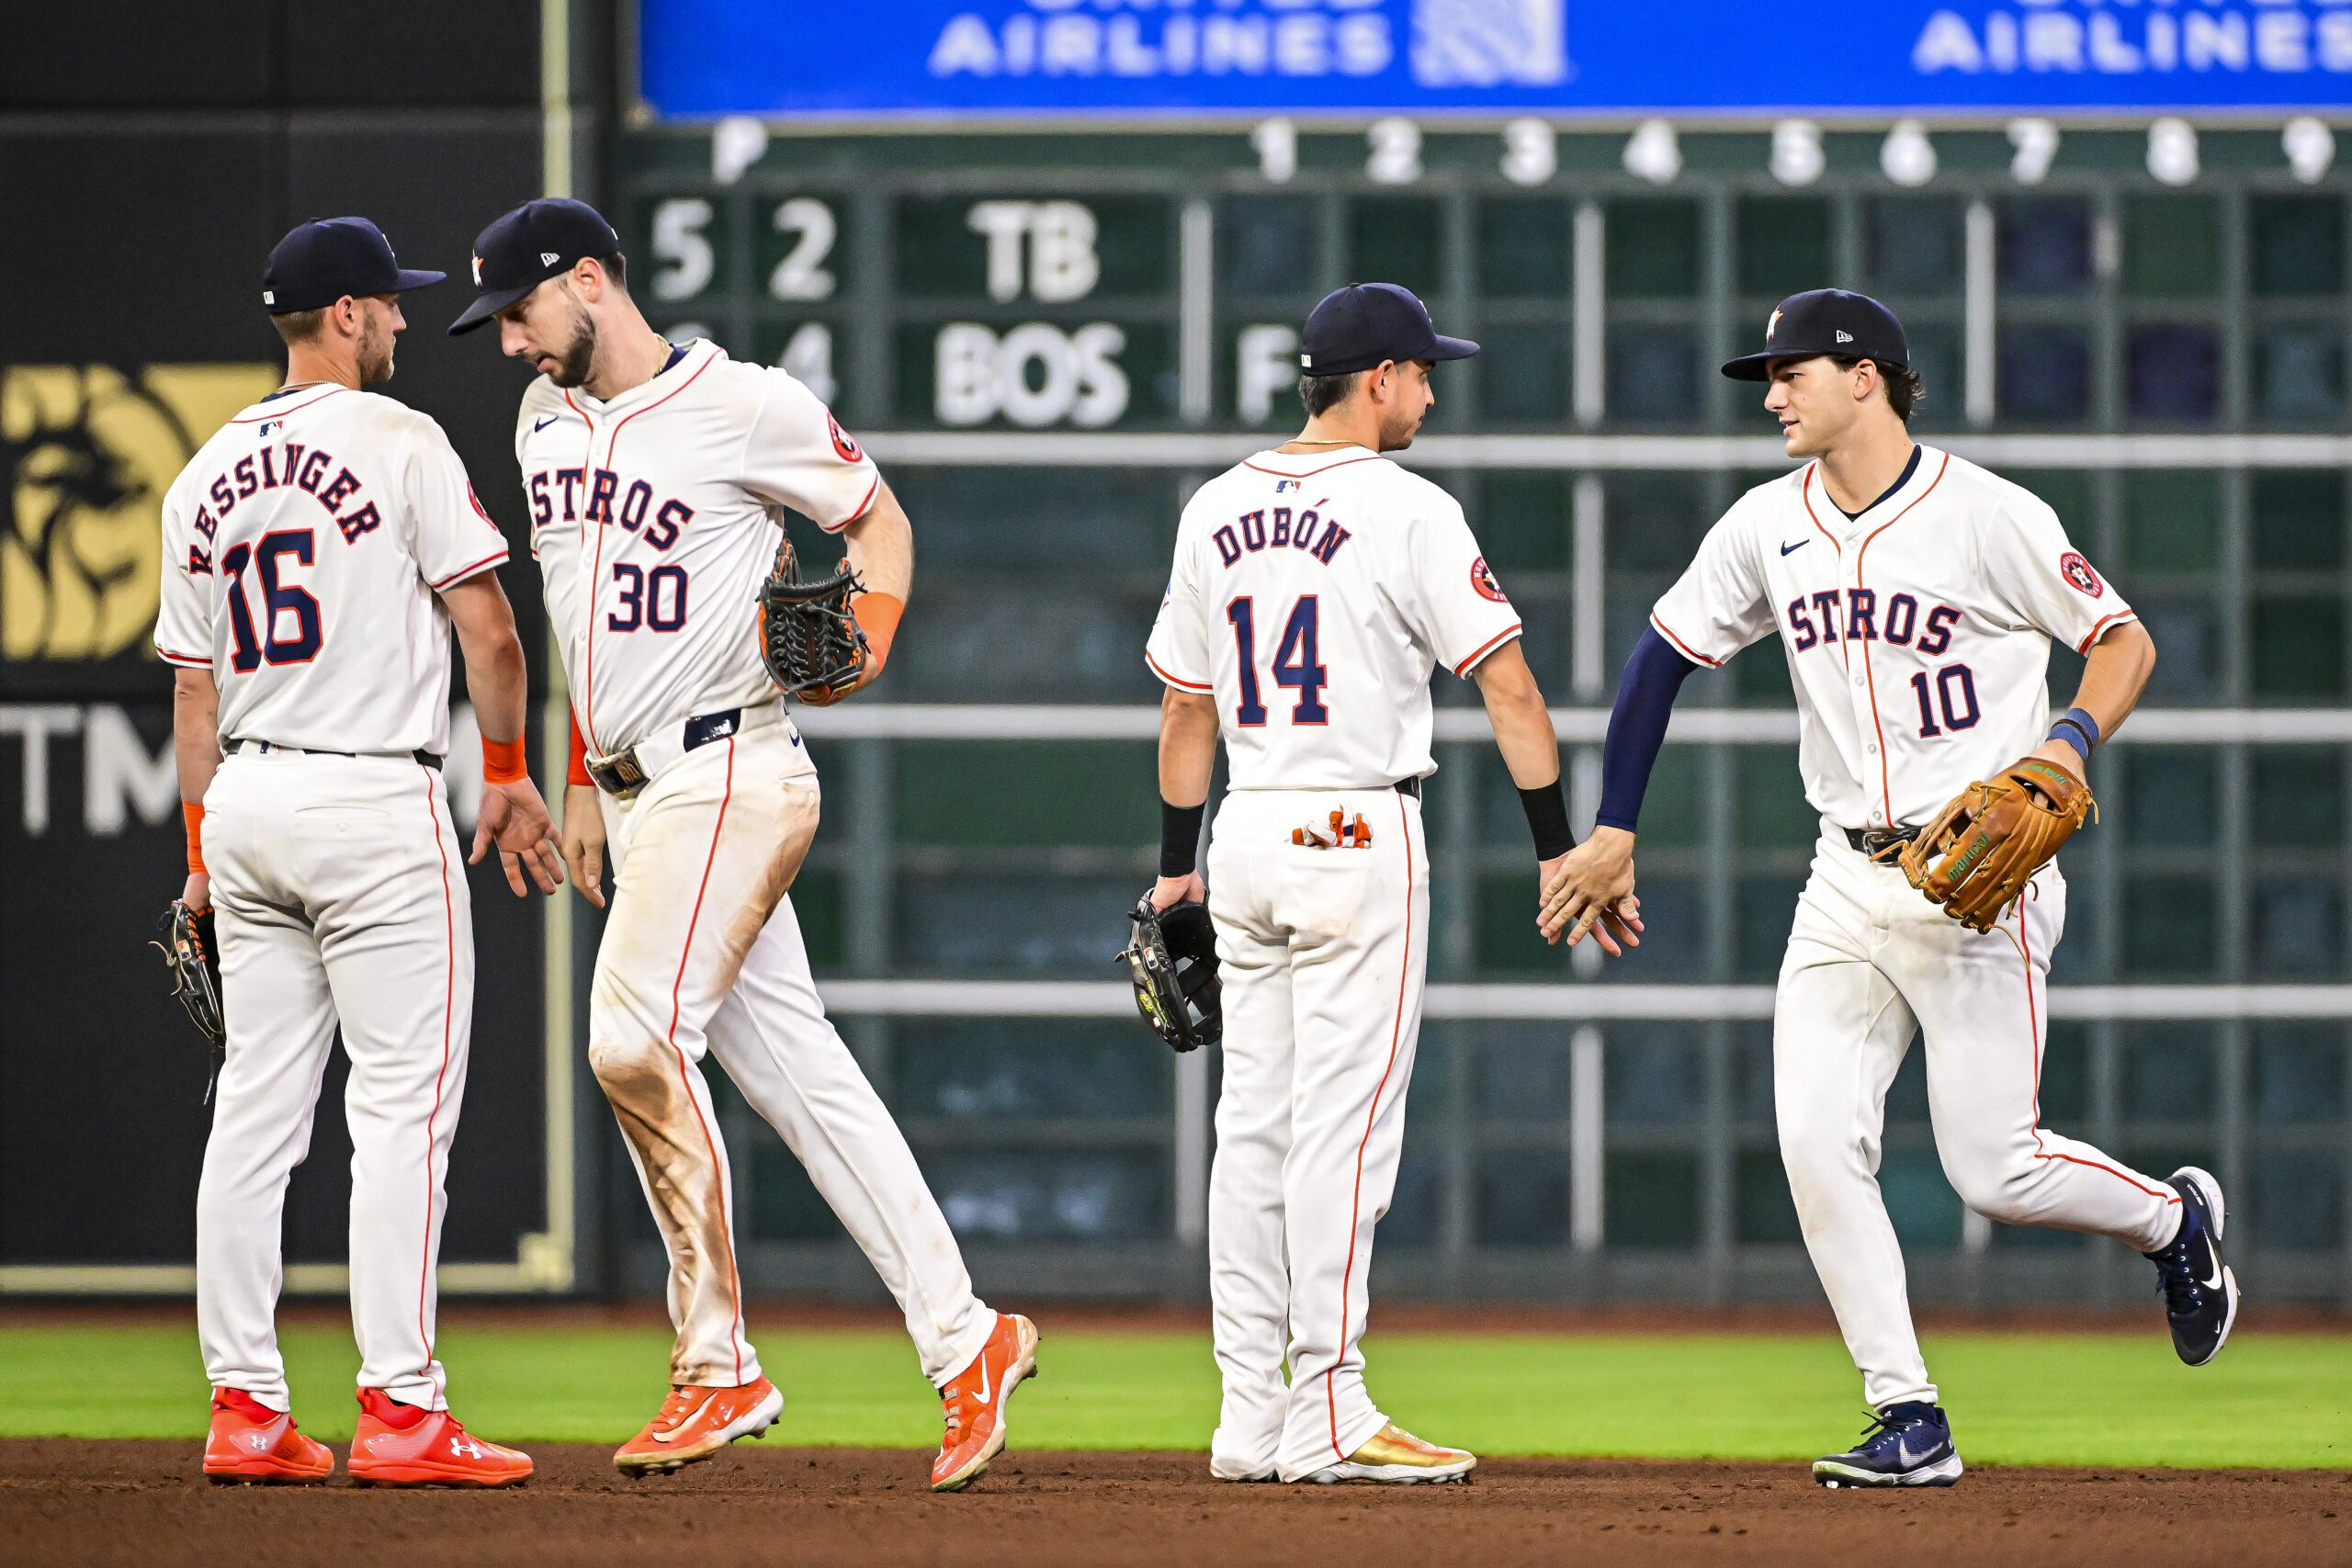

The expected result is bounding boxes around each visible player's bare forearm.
[173,667,221,805]
[1158,688,1219,808]
[842,479,914,603]
[1470,642,1560,789]
[2034,619,2155,776]
[440,573,529,744]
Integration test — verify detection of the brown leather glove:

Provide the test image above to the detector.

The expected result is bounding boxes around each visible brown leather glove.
[1889,756,2095,933]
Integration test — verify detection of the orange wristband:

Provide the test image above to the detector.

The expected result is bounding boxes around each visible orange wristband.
[481,733,527,784]
[183,801,207,875]
[567,712,594,788]
[852,591,904,669]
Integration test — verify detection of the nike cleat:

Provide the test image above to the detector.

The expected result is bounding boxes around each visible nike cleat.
[1813,1402,1962,1489]
[932,1312,1040,1493]
[1306,1423,1476,1484]
[202,1388,333,1485]
[2146,1165,2241,1367]
[347,1389,531,1487]
[613,1378,784,1476]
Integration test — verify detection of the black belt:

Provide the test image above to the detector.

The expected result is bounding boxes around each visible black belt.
[1395,777,1420,799]
[1847,825,1919,859]
[584,707,741,796]
[227,739,441,771]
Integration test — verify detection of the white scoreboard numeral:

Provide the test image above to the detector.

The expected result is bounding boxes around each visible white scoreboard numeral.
[1237,324,1299,423]
[1623,118,1682,186]
[1500,119,1556,186]
[2007,118,2060,186]
[2148,118,2199,186]
[1770,119,1825,186]
[1881,120,1936,187]
[775,322,837,404]
[966,200,1101,303]
[2283,117,2335,186]
[650,197,715,302]
[1366,118,1422,186]
[1252,117,1297,185]
[934,321,1130,428]
[767,198,837,301]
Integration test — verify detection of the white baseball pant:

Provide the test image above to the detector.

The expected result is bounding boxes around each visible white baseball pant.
[1203,785,1430,1483]
[196,750,474,1413]
[1775,834,2183,1410]
[589,711,994,1389]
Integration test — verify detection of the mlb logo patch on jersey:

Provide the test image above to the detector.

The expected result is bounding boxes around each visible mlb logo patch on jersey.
[1470,555,1508,604]
[2060,550,2104,597]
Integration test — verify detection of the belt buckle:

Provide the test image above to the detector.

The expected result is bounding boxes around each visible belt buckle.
[586,746,649,798]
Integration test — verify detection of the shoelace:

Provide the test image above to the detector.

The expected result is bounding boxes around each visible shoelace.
[650,1388,704,1434]
[2152,1231,2207,1319]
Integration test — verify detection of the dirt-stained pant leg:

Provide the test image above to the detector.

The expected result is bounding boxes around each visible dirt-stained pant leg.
[707,890,995,1385]
[593,728,820,1388]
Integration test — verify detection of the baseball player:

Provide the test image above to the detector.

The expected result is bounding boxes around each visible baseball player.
[160,218,559,1486]
[449,198,1036,1491]
[1146,284,1640,1485]
[1541,290,2238,1488]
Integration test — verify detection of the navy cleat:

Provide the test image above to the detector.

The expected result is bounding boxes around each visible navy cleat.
[1811,1402,1962,1490]
[2145,1165,2240,1367]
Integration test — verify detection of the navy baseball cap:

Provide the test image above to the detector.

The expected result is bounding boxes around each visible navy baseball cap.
[447,197,623,335]
[1299,283,1478,376]
[261,218,444,314]
[1722,288,1908,380]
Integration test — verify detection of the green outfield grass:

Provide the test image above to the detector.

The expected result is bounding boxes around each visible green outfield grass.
[4,1320,2345,1469]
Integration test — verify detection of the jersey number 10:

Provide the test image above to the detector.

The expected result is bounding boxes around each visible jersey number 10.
[1227,596,1329,727]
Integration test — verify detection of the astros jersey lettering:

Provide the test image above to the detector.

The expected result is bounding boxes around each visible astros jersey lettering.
[155,385,510,753]
[515,338,877,756]
[1648,446,2136,832]
[1146,446,1523,789]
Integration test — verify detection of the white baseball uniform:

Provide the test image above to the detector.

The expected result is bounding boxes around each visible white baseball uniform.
[1649,444,2179,1411]
[155,383,511,1413]
[517,339,995,1390]
[1146,445,1522,1482]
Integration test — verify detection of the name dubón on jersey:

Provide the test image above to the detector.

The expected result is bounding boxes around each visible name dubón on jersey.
[1213,503,1351,570]
[185,442,384,574]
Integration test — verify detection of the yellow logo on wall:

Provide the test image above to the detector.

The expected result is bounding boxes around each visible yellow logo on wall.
[3,364,277,662]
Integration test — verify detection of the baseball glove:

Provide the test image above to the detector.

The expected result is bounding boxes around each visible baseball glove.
[1888,757,2095,933]
[756,536,869,706]
[152,900,225,1100]
[1115,895,1221,1054]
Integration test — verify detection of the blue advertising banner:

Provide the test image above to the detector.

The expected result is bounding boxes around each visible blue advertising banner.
[639,1,2352,121]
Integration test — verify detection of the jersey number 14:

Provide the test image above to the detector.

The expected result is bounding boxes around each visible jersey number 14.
[1227,596,1329,727]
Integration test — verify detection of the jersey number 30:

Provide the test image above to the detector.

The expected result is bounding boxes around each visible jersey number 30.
[1227,596,1329,727]
[221,530,323,672]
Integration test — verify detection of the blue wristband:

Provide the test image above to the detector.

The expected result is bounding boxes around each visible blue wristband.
[2048,707,2099,763]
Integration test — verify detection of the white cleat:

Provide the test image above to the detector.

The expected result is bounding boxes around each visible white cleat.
[1305,1423,1476,1484]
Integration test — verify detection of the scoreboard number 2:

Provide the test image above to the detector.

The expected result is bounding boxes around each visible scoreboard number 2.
[769,198,837,301]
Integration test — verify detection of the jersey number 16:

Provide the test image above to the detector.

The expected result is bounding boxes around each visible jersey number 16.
[1227,596,1329,727]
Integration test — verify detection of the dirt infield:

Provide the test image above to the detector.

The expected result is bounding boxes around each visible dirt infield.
[3,1441,2344,1568]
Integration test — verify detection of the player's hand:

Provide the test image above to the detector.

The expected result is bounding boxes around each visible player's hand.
[561,783,608,909]
[471,778,565,897]
[1150,871,1205,912]
[181,872,210,915]
[1540,828,1641,952]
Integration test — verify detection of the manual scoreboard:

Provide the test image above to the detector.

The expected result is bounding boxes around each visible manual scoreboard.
[612,116,2351,442]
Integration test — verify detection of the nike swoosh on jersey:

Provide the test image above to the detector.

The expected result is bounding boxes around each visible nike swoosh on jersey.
[1781,539,1810,556]
[532,415,559,433]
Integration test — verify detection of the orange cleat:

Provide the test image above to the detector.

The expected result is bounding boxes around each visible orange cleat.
[203,1388,333,1485]
[612,1378,784,1476]
[931,1313,1040,1493]
[346,1388,532,1488]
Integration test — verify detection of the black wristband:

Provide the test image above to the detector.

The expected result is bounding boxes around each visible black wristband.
[1518,781,1577,861]
[1159,798,1206,878]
